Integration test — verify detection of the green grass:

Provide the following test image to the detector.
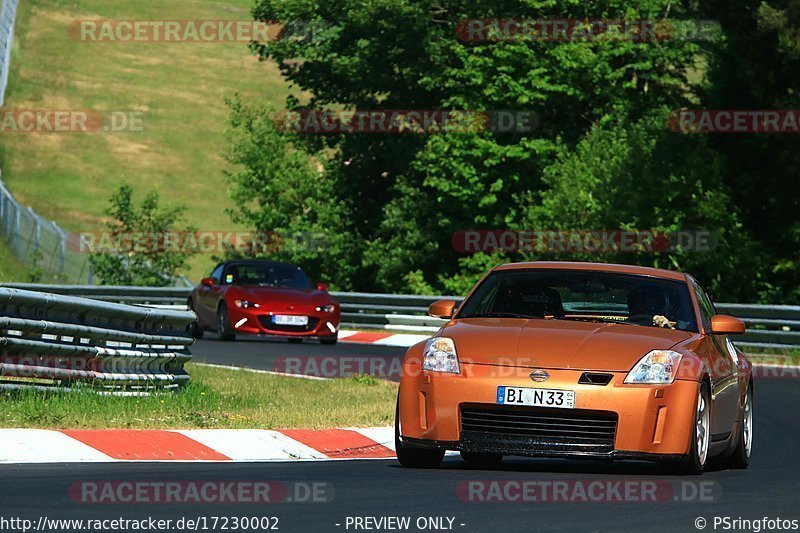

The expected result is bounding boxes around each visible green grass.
[748,350,800,366]
[0,363,398,429]
[0,240,28,281]
[1,0,295,281]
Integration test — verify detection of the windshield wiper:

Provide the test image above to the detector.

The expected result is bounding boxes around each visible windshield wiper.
[556,316,636,326]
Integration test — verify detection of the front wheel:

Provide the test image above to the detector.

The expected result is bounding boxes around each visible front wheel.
[216,305,235,341]
[187,298,203,339]
[679,381,711,474]
[320,333,338,345]
[395,400,444,469]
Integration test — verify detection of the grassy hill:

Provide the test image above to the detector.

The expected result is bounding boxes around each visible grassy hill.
[0,241,25,282]
[0,0,294,283]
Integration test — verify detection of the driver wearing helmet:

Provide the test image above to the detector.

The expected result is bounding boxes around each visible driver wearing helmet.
[626,285,674,329]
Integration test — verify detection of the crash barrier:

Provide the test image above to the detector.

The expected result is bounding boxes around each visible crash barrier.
[0,0,18,107]
[0,283,797,350]
[0,287,195,393]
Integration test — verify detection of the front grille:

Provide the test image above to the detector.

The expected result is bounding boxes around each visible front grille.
[460,405,617,455]
[257,316,319,333]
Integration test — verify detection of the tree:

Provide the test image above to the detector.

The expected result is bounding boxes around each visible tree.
[232,0,774,300]
[90,184,196,286]
[702,0,800,302]
[223,96,354,288]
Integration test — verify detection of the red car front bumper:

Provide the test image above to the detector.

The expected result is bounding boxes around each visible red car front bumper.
[226,305,340,338]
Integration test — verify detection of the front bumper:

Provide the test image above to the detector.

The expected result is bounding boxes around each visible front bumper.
[398,363,699,458]
[227,307,340,338]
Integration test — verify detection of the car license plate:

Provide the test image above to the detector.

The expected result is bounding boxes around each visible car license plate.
[273,315,309,326]
[497,386,575,409]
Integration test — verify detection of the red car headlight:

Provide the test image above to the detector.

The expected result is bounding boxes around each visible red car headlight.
[316,304,336,313]
[234,299,260,309]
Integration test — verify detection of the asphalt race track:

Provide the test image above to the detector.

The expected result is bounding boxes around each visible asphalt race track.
[1,340,798,532]
[191,337,406,380]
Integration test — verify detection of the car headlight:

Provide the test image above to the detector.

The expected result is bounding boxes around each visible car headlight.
[423,337,460,374]
[316,304,336,313]
[624,350,683,384]
[234,299,260,309]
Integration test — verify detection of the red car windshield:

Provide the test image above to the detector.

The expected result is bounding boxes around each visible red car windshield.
[457,270,699,332]
[223,263,312,290]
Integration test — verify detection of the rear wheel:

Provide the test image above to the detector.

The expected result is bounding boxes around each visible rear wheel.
[395,399,444,469]
[460,451,503,469]
[216,305,235,341]
[679,382,711,474]
[722,383,753,469]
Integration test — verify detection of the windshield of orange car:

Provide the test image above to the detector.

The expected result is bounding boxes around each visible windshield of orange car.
[222,263,312,289]
[456,270,698,332]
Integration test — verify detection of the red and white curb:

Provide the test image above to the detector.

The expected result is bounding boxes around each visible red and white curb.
[338,330,430,347]
[0,427,395,463]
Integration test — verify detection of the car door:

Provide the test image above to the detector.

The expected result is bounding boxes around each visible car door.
[197,264,224,325]
[692,280,739,438]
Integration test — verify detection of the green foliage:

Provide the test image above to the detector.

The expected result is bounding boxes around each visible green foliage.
[701,0,800,303]
[223,0,796,302]
[222,96,355,288]
[26,248,44,283]
[90,184,196,286]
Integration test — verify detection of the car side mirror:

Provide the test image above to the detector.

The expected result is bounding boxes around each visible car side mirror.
[710,314,746,335]
[429,299,457,319]
[201,277,214,287]
[316,282,328,291]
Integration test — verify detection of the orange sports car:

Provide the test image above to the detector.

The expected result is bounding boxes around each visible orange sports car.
[395,262,753,473]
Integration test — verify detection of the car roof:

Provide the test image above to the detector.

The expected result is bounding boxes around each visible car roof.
[492,261,688,282]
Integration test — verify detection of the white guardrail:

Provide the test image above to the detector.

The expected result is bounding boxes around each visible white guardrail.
[0,283,798,350]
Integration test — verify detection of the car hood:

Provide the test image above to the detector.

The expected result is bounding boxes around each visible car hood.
[440,318,693,372]
[233,286,329,306]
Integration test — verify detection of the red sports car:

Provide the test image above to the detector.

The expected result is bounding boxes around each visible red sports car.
[189,260,340,344]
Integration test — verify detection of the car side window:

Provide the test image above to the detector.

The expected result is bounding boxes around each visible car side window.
[210,264,224,284]
[693,281,716,332]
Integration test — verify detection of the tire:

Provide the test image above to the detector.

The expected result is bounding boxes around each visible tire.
[287,338,303,344]
[460,451,503,469]
[320,334,338,345]
[187,299,203,339]
[395,399,444,469]
[722,383,753,470]
[679,381,711,474]
[216,304,235,341]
